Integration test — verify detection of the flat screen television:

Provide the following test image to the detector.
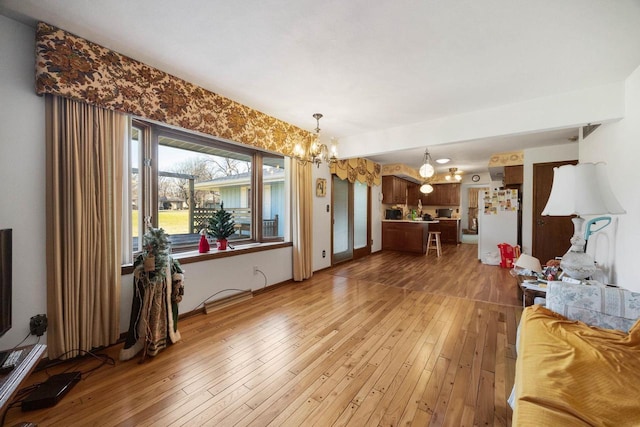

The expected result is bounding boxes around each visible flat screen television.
[0,229,12,338]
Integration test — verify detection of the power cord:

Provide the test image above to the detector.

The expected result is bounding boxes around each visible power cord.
[1,348,114,426]
[254,268,268,289]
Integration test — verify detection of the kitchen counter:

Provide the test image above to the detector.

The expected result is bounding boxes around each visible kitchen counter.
[382,220,436,254]
[382,219,440,223]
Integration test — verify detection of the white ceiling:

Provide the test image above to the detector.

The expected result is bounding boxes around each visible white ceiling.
[2,0,640,174]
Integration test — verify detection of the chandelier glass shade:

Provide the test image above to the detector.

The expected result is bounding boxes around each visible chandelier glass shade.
[419,149,435,178]
[293,113,338,167]
[420,183,434,194]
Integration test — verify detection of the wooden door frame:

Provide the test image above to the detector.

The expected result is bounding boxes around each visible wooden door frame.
[331,177,372,265]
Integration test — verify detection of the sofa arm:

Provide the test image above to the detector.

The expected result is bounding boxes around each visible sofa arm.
[546,281,640,332]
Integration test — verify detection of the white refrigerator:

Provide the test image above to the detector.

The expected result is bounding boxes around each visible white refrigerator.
[478,189,519,263]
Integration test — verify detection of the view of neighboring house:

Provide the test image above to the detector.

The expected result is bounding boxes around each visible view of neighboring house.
[195,167,285,238]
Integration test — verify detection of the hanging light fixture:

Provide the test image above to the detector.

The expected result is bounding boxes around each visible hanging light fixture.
[293,113,338,168]
[420,182,434,194]
[445,167,462,181]
[419,149,435,178]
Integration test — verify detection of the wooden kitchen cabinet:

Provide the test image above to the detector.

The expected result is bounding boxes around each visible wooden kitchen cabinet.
[504,165,523,186]
[382,176,408,204]
[382,221,430,253]
[406,182,423,206]
[429,220,460,244]
[424,183,460,206]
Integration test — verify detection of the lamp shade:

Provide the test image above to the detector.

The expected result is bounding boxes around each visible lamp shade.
[542,163,626,216]
[420,183,434,194]
[514,254,542,273]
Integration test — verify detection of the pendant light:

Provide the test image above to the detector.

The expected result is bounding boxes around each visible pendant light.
[419,149,435,178]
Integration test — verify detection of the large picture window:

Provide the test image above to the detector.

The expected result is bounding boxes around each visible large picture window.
[124,120,287,263]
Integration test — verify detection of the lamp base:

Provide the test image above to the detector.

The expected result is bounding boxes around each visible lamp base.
[559,216,596,280]
[560,250,596,280]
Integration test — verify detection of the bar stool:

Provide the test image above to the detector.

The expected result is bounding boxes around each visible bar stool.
[426,231,442,257]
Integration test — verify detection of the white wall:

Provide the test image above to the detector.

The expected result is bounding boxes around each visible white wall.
[520,143,579,255]
[312,165,382,269]
[340,83,624,159]
[312,165,332,271]
[580,65,640,291]
[119,247,292,330]
[0,16,47,349]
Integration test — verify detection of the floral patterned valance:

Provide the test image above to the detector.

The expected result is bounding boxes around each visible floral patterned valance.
[35,22,311,157]
[330,158,381,186]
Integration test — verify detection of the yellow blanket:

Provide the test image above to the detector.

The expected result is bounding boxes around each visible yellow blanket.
[513,305,640,426]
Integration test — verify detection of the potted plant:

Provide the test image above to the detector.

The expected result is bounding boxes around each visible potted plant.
[207,203,236,250]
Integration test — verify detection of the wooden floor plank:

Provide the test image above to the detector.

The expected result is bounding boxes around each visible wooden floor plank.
[4,244,522,427]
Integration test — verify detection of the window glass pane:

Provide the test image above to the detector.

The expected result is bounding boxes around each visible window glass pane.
[354,181,368,249]
[130,127,142,254]
[158,134,252,247]
[262,156,285,239]
[333,177,349,254]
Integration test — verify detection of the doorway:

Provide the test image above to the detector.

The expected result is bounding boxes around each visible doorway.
[532,160,577,263]
[332,177,371,264]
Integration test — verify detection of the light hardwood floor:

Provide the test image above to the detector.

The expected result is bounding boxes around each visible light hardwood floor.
[5,243,522,426]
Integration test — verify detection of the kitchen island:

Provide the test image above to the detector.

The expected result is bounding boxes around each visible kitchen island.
[382,219,440,254]
[428,218,461,244]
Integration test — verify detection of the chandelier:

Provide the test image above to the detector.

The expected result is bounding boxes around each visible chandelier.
[419,149,435,178]
[445,167,462,181]
[293,113,338,167]
[418,149,436,193]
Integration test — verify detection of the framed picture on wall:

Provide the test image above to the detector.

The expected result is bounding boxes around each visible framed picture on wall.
[316,178,326,197]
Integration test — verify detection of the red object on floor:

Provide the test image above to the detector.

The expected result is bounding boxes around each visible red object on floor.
[217,239,227,250]
[198,234,210,253]
[498,243,515,268]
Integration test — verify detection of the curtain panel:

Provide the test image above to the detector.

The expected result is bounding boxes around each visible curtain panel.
[291,161,313,281]
[35,22,311,158]
[45,95,126,359]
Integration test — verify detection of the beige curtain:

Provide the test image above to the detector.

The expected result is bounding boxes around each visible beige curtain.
[45,95,126,359]
[291,160,313,281]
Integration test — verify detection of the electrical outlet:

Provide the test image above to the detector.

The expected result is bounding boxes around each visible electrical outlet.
[322,250,326,258]
[253,266,259,274]
[30,314,48,336]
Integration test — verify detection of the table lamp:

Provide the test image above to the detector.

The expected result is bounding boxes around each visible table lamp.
[542,162,625,280]
[514,254,543,277]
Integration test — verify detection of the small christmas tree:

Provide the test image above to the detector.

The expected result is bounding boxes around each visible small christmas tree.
[207,203,236,241]
[140,227,171,277]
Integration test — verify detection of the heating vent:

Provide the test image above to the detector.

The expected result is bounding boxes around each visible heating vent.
[204,290,253,314]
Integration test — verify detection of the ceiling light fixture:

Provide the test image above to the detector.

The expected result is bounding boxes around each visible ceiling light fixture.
[445,167,462,181]
[419,149,435,178]
[420,182,434,194]
[435,158,451,164]
[293,113,338,168]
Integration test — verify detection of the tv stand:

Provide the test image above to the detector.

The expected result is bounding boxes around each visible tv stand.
[0,344,46,413]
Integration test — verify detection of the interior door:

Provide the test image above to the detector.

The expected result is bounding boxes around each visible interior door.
[332,177,371,264]
[532,160,577,263]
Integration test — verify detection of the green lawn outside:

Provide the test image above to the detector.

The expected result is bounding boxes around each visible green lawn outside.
[132,210,191,236]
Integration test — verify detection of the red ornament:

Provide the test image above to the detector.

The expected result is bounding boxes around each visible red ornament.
[198,234,210,253]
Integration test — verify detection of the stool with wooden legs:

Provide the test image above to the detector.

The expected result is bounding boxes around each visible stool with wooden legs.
[426,231,442,257]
